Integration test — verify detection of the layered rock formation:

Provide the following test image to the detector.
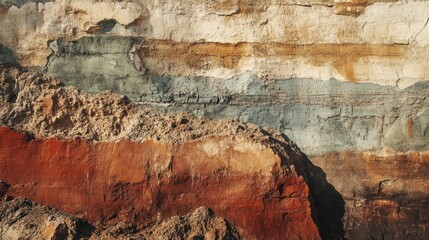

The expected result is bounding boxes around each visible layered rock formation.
[1,0,429,239]
[1,0,429,87]
[0,66,323,239]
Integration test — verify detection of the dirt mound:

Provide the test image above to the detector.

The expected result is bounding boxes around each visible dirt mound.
[0,191,239,240]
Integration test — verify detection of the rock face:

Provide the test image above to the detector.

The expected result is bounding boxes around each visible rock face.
[0,66,322,239]
[1,0,429,239]
[2,0,429,87]
[0,126,319,239]
[311,151,429,239]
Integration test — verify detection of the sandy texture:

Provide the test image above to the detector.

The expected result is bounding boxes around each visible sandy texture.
[0,189,240,240]
[0,65,277,144]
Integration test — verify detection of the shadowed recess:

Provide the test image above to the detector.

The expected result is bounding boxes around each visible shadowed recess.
[266,132,346,239]
[0,45,18,66]
[86,19,119,34]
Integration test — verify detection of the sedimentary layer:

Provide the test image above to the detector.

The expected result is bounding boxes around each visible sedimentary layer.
[0,66,322,239]
[1,0,429,239]
[1,0,429,86]
[311,150,429,239]
[45,50,429,156]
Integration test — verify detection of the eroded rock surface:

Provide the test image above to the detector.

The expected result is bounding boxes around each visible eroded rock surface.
[0,66,322,239]
[1,0,429,86]
[310,150,429,239]
[1,0,429,239]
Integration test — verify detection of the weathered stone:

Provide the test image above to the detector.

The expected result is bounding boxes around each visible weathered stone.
[2,0,429,239]
[1,0,429,86]
[0,66,322,239]
[310,150,429,239]
[47,61,429,155]
[0,194,94,240]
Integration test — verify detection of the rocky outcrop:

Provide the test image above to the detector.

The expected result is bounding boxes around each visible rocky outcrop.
[310,151,429,239]
[1,0,429,239]
[0,192,240,239]
[0,126,321,239]
[1,1,429,86]
[0,66,322,239]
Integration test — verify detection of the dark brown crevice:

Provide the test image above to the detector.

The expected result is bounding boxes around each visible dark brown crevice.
[304,158,346,240]
[86,19,119,35]
[267,133,346,239]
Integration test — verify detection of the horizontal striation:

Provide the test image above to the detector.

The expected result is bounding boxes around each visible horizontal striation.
[44,55,429,155]
[45,36,429,86]
[138,39,422,84]
[1,0,429,69]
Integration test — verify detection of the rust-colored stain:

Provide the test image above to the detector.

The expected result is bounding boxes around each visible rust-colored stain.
[0,6,8,16]
[333,0,374,17]
[334,0,401,17]
[207,0,268,15]
[310,150,429,196]
[407,117,414,138]
[140,40,407,82]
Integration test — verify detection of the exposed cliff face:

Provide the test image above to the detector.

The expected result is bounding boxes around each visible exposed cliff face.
[0,66,323,239]
[2,0,429,87]
[0,126,321,239]
[311,151,429,239]
[1,0,429,239]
